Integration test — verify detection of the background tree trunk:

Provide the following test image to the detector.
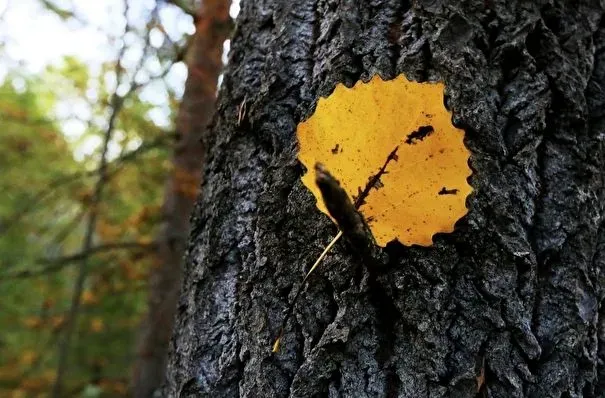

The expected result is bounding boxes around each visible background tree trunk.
[131,1,231,397]
[166,0,605,397]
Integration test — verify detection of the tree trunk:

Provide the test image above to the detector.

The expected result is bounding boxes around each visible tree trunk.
[165,1,605,397]
[131,1,231,397]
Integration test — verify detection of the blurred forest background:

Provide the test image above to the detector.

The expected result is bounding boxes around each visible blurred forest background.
[0,0,235,396]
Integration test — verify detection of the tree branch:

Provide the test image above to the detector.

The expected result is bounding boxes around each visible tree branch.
[0,241,157,281]
[0,133,174,237]
[51,1,137,395]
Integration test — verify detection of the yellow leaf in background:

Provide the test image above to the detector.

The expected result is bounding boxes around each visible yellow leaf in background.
[41,370,55,383]
[23,316,43,329]
[114,281,126,292]
[19,377,47,392]
[99,379,128,395]
[10,390,26,398]
[90,317,105,332]
[82,290,99,305]
[120,260,138,280]
[97,220,122,240]
[0,362,21,380]
[42,298,54,309]
[297,74,472,246]
[137,235,153,245]
[75,188,93,204]
[50,315,65,331]
[19,351,38,366]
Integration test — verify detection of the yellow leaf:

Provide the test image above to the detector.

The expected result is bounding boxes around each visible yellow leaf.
[0,363,21,380]
[41,370,55,383]
[42,298,54,309]
[19,377,47,392]
[11,390,27,398]
[19,351,38,366]
[90,317,105,332]
[137,235,153,245]
[97,220,122,240]
[82,290,98,305]
[23,316,43,329]
[50,315,65,331]
[297,74,472,246]
[99,379,128,394]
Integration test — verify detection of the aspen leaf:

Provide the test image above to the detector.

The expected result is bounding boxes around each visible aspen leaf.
[297,75,472,246]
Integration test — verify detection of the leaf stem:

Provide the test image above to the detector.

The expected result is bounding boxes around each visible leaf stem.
[272,230,343,352]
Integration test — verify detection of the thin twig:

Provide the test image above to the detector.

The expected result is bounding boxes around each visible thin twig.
[272,231,343,352]
[0,134,173,237]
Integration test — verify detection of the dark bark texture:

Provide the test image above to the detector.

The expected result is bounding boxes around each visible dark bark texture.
[166,0,605,397]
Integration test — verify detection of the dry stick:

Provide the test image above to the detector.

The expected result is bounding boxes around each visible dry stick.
[272,231,343,352]
[272,146,400,352]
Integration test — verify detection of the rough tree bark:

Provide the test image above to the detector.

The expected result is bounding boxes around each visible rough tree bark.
[131,1,231,397]
[166,0,605,397]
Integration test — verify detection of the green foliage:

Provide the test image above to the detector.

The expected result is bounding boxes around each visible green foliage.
[0,74,77,269]
[0,1,189,393]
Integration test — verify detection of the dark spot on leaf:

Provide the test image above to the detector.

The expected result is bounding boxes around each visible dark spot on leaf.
[368,175,384,191]
[331,144,340,154]
[438,187,459,195]
[405,125,434,144]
